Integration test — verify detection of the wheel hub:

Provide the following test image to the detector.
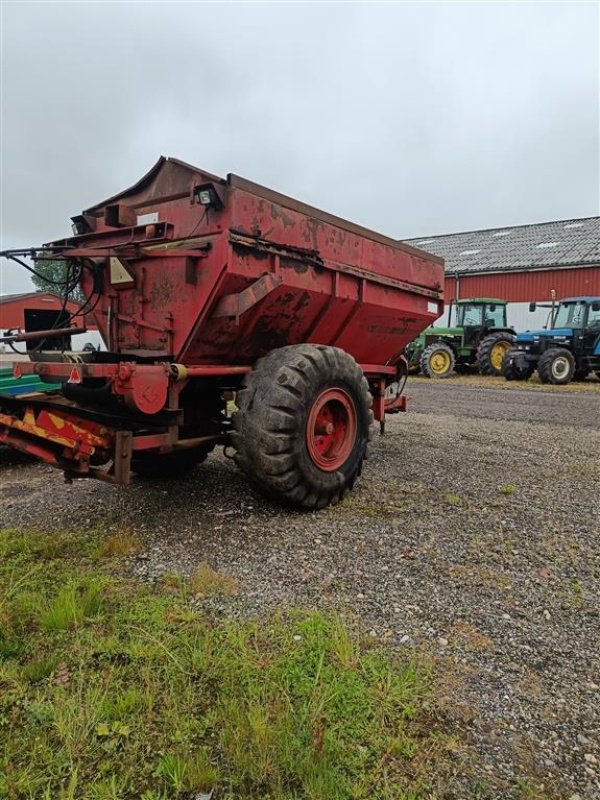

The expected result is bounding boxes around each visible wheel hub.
[491,341,511,370]
[430,350,450,374]
[552,357,569,379]
[306,388,357,471]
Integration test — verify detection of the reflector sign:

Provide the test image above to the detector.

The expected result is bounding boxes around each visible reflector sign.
[109,257,134,286]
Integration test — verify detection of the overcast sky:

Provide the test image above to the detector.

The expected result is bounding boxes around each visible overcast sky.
[1,1,598,295]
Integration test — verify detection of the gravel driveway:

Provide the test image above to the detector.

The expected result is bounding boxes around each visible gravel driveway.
[1,380,599,798]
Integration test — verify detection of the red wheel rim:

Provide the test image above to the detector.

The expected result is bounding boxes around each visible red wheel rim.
[306,388,357,472]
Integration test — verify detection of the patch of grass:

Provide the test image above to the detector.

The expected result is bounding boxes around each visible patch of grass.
[0,527,456,799]
[21,655,59,683]
[557,577,586,610]
[443,492,462,507]
[100,533,142,558]
[571,578,584,596]
[39,578,105,631]
[0,527,83,560]
[494,575,512,591]
[498,484,516,496]
[513,777,549,799]
[189,561,238,599]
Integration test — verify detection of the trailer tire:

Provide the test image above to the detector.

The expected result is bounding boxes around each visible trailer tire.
[537,348,576,385]
[420,342,455,378]
[232,345,374,509]
[133,448,211,479]
[477,332,516,376]
[501,348,534,381]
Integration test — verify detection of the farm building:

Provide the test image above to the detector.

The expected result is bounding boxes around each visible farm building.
[0,291,82,332]
[0,291,102,351]
[405,216,600,330]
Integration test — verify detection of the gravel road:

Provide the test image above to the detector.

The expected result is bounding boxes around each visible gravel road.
[409,379,600,429]
[1,380,599,798]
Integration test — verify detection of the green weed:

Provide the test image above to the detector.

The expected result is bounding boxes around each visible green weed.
[498,484,516,496]
[444,492,462,507]
[21,655,58,683]
[40,578,105,630]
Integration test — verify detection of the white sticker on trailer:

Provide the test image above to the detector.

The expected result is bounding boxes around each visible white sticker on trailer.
[427,301,438,314]
[136,212,159,225]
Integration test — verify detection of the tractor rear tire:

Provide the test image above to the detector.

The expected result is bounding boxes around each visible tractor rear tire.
[133,448,211,479]
[501,347,534,381]
[537,348,576,385]
[420,342,455,378]
[477,332,516,376]
[232,344,374,509]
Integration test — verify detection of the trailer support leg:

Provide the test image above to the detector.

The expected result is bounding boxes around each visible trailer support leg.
[114,430,133,485]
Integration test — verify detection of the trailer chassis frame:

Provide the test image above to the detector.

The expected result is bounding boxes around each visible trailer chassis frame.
[1,357,407,485]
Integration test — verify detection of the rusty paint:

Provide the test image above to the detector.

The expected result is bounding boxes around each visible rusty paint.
[212,274,283,320]
[269,202,295,229]
[149,276,175,309]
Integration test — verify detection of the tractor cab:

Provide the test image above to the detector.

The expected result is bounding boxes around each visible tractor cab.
[453,299,508,347]
[552,297,600,331]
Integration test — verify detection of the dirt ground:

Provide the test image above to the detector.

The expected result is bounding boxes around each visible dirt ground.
[1,377,599,798]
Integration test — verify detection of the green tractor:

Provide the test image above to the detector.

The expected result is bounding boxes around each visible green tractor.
[406,298,516,378]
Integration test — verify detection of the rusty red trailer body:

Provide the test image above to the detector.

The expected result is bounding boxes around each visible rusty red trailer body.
[0,157,444,506]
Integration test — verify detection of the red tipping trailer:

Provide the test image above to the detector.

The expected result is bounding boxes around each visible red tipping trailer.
[0,157,444,508]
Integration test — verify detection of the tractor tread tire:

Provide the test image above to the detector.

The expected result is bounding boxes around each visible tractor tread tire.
[232,344,374,509]
[477,332,516,376]
[537,348,576,385]
[420,342,456,379]
[501,347,534,382]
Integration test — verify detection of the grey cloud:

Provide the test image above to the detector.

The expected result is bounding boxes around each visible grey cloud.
[1,1,598,295]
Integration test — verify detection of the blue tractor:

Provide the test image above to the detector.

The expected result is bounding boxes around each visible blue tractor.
[502,296,600,385]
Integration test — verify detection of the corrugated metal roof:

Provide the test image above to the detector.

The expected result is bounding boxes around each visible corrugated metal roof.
[404,217,600,274]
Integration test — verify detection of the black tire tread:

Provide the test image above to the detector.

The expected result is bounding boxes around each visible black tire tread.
[420,341,456,379]
[477,332,516,376]
[232,344,374,509]
[537,348,576,385]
